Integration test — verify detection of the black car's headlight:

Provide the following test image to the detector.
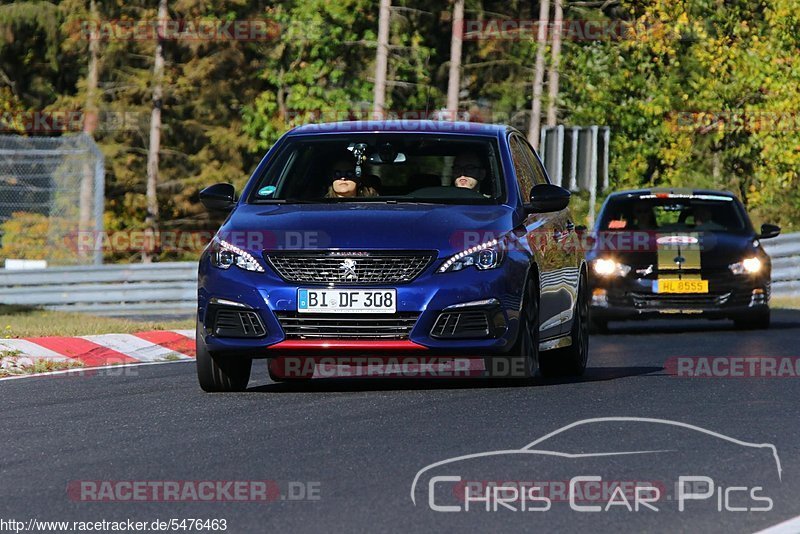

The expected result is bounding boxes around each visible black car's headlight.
[438,239,505,273]
[729,257,762,275]
[209,237,264,272]
[592,258,631,277]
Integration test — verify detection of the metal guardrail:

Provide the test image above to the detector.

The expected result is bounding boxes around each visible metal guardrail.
[763,231,800,298]
[0,262,196,317]
[0,233,796,317]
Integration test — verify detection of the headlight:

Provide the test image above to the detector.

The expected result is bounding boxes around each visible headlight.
[592,258,631,277]
[729,257,762,275]
[438,239,505,273]
[210,238,265,272]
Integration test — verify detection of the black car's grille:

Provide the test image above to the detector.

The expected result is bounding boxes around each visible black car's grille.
[431,311,490,338]
[630,292,732,310]
[264,252,434,284]
[275,312,419,339]
[213,309,266,338]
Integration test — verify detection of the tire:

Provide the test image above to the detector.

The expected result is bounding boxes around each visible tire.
[733,308,770,330]
[268,357,315,382]
[196,322,252,392]
[485,280,539,382]
[540,273,589,377]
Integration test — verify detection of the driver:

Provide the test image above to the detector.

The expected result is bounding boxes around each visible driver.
[324,152,379,198]
[451,152,486,190]
[632,204,657,230]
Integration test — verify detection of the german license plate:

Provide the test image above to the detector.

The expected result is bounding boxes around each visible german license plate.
[654,279,709,294]
[297,289,397,313]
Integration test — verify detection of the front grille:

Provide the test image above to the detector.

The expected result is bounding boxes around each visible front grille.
[630,292,732,310]
[431,311,490,338]
[264,251,434,284]
[213,309,266,338]
[275,312,419,339]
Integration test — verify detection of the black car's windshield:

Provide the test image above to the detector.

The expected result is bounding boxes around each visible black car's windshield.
[248,134,503,204]
[598,194,748,233]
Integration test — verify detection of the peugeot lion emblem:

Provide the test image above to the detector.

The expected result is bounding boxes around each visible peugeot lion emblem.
[339,258,358,280]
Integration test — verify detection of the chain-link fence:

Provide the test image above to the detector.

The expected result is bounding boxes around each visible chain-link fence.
[0,134,104,266]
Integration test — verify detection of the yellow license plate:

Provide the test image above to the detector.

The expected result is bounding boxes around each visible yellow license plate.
[655,279,709,293]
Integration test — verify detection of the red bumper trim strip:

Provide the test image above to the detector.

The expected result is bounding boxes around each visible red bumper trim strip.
[268,339,426,351]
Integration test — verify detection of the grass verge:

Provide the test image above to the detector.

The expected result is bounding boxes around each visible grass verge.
[0,305,194,338]
[0,349,86,377]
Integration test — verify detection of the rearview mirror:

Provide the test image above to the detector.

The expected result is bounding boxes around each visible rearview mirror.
[759,223,780,239]
[525,184,571,214]
[200,183,236,212]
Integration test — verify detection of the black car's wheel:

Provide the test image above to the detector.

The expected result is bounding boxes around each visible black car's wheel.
[541,273,589,377]
[268,357,315,382]
[196,322,252,392]
[486,280,539,382]
[733,308,770,330]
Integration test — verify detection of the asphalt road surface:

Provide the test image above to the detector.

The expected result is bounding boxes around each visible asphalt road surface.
[3,310,800,533]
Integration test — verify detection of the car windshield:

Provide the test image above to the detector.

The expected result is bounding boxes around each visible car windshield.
[248,134,503,204]
[598,195,747,233]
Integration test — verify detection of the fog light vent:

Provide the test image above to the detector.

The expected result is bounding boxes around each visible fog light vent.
[214,309,266,338]
[431,311,490,338]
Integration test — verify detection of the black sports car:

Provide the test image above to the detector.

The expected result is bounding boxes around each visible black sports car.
[586,189,780,332]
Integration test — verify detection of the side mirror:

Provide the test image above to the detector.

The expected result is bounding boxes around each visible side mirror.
[525,183,571,214]
[200,183,236,212]
[759,223,781,239]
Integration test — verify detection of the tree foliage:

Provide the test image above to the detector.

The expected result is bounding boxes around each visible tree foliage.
[0,0,797,263]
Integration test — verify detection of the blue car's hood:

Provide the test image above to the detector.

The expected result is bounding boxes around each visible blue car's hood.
[220,202,516,257]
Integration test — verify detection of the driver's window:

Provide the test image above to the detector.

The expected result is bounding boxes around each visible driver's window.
[509,136,535,200]
[517,137,548,186]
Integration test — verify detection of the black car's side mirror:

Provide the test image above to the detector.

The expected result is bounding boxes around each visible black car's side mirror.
[759,223,781,239]
[525,183,571,214]
[200,183,236,212]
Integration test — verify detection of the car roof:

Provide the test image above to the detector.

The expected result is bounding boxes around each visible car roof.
[286,120,511,137]
[606,187,738,200]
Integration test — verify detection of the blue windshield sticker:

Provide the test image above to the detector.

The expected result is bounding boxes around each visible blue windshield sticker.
[258,186,276,196]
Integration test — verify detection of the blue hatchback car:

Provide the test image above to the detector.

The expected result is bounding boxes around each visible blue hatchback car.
[196,121,588,391]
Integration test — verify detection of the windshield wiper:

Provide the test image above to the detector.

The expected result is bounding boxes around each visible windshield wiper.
[252,198,329,204]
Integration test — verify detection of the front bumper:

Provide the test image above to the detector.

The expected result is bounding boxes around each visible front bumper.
[197,252,529,358]
[589,270,770,321]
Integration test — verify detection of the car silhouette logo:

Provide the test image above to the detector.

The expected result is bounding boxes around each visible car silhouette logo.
[339,259,358,280]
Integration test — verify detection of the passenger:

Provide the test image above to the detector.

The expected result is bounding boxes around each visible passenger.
[632,204,657,230]
[451,152,486,190]
[692,205,723,230]
[324,154,379,198]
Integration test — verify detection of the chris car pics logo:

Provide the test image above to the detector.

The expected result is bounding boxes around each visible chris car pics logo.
[410,417,781,513]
